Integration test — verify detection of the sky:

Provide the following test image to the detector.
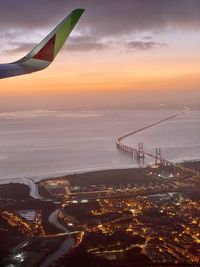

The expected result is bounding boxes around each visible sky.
[0,0,200,110]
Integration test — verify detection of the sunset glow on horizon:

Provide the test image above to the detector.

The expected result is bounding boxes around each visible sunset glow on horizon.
[0,1,200,99]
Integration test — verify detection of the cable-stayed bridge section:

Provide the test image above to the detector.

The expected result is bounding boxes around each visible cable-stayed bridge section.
[116,108,191,167]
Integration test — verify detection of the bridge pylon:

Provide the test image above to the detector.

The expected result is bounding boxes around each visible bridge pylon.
[155,147,162,165]
[137,142,145,160]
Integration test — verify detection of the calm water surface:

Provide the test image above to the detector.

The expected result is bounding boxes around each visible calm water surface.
[0,109,199,180]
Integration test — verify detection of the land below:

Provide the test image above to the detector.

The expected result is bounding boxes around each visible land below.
[0,160,200,266]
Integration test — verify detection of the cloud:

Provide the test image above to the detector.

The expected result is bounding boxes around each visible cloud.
[126,40,167,51]
[2,35,166,55]
[3,42,36,54]
[142,36,153,41]
[1,36,108,54]
[65,36,108,51]
[0,0,200,34]
[0,1,199,53]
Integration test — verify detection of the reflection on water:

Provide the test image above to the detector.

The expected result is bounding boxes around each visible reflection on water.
[48,209,69,233]
[39,237,74,267]
[0,109,199,180]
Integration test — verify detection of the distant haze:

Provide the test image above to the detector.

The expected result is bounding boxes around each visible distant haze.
[0,88,199,112]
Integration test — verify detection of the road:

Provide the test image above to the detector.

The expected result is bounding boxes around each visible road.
[117,108,189,143]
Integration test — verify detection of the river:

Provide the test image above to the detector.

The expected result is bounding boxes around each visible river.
[0,109,199,180]
[42,209,74,266]
[39,237,74,267]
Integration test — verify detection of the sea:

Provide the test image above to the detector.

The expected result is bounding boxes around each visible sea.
[0,108,199,181]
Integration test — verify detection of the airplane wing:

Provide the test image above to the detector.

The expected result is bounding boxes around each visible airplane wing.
[0,9,84,79]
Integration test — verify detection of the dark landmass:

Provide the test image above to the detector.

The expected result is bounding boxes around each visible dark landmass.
[0,183,30,200]
[0,160,199,267]
[44,160,199,189]
[59,231,151,267]
[38,183,54,199]
[66,168,156,186]
[182,160,200,172]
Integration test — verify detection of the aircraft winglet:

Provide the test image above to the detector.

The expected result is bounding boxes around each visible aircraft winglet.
[0,9,85,79]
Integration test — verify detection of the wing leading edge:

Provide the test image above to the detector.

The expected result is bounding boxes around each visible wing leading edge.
[0,9,84,79]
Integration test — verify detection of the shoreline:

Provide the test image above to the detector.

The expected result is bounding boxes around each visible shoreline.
[0,159,199,266]
[0,158,199,185]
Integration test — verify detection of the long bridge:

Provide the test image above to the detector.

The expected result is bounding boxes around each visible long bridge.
[116,108,190,166]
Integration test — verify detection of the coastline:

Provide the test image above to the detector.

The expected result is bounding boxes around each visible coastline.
[1,109,199,182]
[1,159,199,266]
[0,158,199,186]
